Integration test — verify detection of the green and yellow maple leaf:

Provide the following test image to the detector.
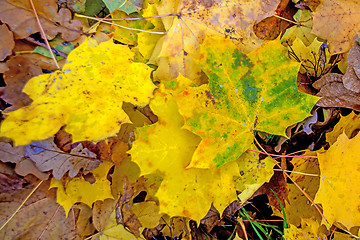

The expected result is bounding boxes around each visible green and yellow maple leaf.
[0,38,156,145]
[50,161,114,216]
[174,36,319,168]
[315,132,360,229]
[130,88,239,221]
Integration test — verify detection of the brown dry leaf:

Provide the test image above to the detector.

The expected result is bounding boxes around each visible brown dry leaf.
[111,141,129,165]
[116,176,142,237]
[199,204,220,233]
[254,0,297,40]
[311,0,360,54]
[152,0,280,81]
[0,24,14,61]
[255,171,288,211]
[0,142,49,180]
[313,73,360,111]
[0,162,27,193]
[0,180,80,239]
[73,204,97,239]
[0,0,82,41]
[343,44,360,93]
[25,138,100,180]
[0,56,42,110]
[54,128,72,152]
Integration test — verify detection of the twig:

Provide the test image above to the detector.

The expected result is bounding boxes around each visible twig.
[38,205,61,239]
[253,138,330,227]
[0,180,44,231]
[247,149,318,159]
[29,0,60,69]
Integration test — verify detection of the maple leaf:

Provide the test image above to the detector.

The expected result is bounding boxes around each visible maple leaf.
[234,149,275,203]
[50,161,114,216]
[315,133,360,229]
[25,138,100,180]
[0,38,156,145]
[326,112,360,145]
[284,218,327,240]
[130,89,239,221]
[311,0,360,54]
[174,36,319,168]
[151,0,280,80]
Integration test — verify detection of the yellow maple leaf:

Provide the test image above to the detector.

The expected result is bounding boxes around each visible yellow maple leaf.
[284,218,327,240]
[326,112,360,145]
[50,161,114,216]
[0,38,156,145]
[315,132,360,229]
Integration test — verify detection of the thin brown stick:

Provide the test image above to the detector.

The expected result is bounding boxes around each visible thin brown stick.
[38,205,61,239]
[29,0,60,69]
[0,180,44,231]
[253,138,330,227]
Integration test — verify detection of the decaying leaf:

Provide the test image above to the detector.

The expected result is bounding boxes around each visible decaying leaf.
[0,142,49,180]
[0,56,42,110]
[311,0,360,54]
[0,0,82,41]
[26,138,100,180]
[343,44,360,93]
[315,133,360,229]
[0,24,14,61]
[0,38,156,145]
[0,180,79,239]
[152,0,280,80]
[313,73,360,111]
[175,36,319,168]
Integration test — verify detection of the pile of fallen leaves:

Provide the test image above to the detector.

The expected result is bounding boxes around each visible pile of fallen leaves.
[0,0,360,239]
